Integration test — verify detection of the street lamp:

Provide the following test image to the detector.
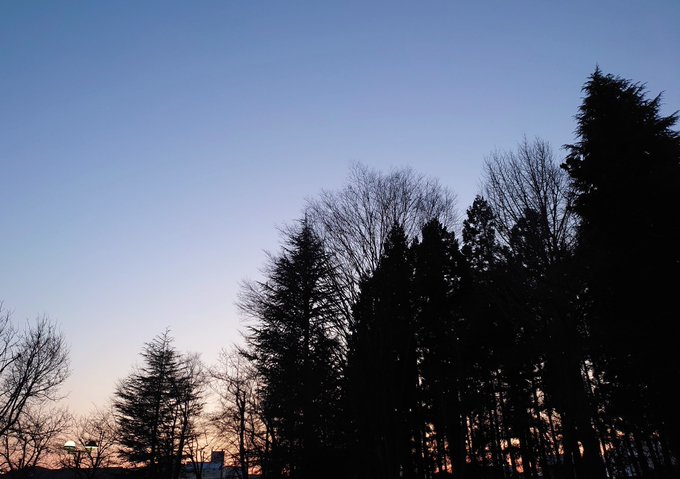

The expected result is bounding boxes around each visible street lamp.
[64,439,98,463]
[84,440,98,455]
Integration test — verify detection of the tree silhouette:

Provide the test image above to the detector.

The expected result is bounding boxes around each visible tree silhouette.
[307,163,458,342]
[231,71,679,479]
[211,349,263,479]
[564,68,680,475]
[113,330,204,479]
[412,219,469,478]
[0,309,70,440]
[239,219,345,479]
[347,224,420,479]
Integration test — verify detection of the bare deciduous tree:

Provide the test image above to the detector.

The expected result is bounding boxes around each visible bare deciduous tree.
[482,137,576,260]
[306,163,458,335]
[173,353,207,479]
[59,406,120,478]
[0,305,70,438]
[211,349,265,479]
[0,405,69,474]
[184,417,219,479]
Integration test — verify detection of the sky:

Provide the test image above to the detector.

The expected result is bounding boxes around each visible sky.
[1,1,679,415]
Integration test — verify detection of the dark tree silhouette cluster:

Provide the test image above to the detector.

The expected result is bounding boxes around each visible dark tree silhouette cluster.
[234,69,680,479]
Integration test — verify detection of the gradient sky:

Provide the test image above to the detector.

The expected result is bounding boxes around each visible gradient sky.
[2,1,679,415]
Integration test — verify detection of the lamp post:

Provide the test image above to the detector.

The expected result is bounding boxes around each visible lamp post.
[84,440,98,456]
[64,440,98,471]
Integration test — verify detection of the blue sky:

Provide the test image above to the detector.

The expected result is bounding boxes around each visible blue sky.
[2,1,679,414]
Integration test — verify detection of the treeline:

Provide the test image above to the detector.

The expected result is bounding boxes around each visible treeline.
[227,69,680,479]
[1,69,678,479]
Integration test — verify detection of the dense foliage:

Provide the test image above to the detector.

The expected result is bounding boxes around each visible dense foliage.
[236,70,680,479]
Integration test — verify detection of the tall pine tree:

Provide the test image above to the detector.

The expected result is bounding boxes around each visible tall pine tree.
[564,68,680,473]
[348,224,420,479]
[240,219,345,479]
[113,331,204,479]
[412,219,469,479]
